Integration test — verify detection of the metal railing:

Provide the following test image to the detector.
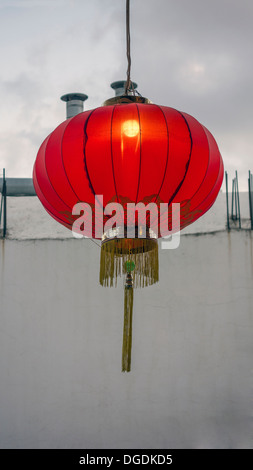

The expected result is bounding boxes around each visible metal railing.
[1,170,253,238]
[0,171,36,238]
[0,169,7,238]
[231,170,241,228]
[248,171,253,230]
[225,170,253,231]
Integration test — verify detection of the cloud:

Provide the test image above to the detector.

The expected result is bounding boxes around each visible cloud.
[0,0,252,188]
[0,0,68,8]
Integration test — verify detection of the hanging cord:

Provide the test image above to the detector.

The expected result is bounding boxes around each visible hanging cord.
[124,0,142,97]
[125,0,132,95]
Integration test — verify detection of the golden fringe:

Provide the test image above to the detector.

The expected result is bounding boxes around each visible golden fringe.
[99,238,159,288]
[122,286,134,372]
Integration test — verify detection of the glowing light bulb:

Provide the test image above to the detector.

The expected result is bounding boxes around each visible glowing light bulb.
[122,120,139,137]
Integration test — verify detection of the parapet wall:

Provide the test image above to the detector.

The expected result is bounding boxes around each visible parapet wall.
[0,229,252,448]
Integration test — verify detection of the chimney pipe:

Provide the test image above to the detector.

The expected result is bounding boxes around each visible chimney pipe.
[110,80,138,96]
[61,93,88,119]
[0,178,36,196]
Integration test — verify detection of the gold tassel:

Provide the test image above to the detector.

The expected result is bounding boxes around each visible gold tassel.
[99,234,159,373]
[99,238,159,288]
[122,274,134,372]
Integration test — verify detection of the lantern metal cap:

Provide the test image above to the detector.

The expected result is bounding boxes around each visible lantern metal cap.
[103,95,151,106]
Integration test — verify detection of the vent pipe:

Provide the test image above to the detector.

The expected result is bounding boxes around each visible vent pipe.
[110,80,138,96]
[61,93,88,119]
[0,178,36,196]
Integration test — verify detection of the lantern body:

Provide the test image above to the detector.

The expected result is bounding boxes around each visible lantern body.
[33,103,224,238]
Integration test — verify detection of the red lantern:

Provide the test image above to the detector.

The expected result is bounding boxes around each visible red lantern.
[33,96,223,371]
[33,102,223,237]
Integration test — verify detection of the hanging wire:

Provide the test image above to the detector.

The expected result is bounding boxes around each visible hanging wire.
[125,0,132,94]
[124,0,143,98]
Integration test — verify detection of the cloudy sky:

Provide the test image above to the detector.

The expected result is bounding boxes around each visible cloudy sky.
[0,0,252,189]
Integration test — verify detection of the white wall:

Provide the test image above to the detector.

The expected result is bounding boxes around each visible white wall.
[0,230,252,449]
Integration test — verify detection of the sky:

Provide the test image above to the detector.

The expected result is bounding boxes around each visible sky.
[0,0,252,190]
